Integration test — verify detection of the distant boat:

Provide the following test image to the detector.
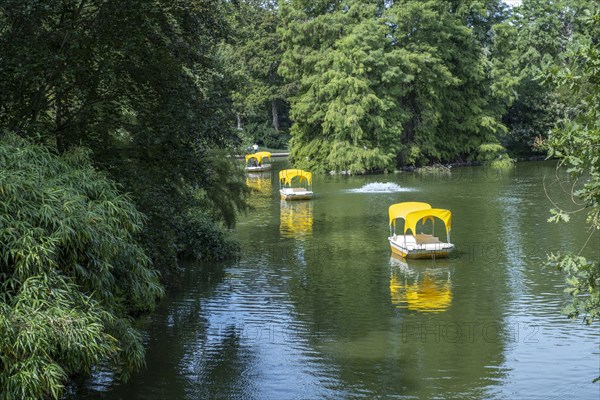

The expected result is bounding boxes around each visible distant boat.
[388,202,454,259]
[245,151,272,172]
[279,169,313,200]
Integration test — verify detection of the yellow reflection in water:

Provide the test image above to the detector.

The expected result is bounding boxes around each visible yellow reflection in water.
[280,200,313,239]
[246,173,272,210]
[246,173,272,194]
[246,172,273,217]
[389,255,452,313]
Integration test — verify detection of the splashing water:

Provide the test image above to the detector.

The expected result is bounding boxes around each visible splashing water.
[347,182,414,193]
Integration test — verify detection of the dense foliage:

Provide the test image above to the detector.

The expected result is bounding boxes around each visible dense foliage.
[0,136,163,399]
[546,12,600,331]
[220,0,292,148]
[0,1,247,395]
[500,0,595,155]
[278,0,514,173]
[0,0,248,276]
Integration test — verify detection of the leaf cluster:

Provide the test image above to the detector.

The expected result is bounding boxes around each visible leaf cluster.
[499,0,597,155]
[545,12,600,343]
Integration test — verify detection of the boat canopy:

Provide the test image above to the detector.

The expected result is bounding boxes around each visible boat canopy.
[404,208,452,235]
[388,202,432,227]
[279,169,312,186]
[245,151,271,165]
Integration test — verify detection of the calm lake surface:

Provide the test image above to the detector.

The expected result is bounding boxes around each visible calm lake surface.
[72,161,599,399]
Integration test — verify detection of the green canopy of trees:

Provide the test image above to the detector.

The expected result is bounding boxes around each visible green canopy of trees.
[219,0,292,149]
[500,0,595,155]
[278,0,514,173]
[0,0,248,275]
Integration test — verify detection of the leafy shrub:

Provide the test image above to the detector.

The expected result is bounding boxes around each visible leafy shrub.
[400,144,431,167]
[0,135,163,399]
[290,138,395,174]
[114,149,249,278]
[415,164,451,175]
[177,212,239,261]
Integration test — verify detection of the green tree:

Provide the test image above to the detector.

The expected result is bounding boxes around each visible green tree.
[451,0,510,46]
[220,0,291,149]
[231,0,288,130]
[279,0,403,173]
[0,0,248,274]
[279,0,513,173]
[388,0,513,167]
[0,135,163,399]
[546,12,599,335]
[499,0,595,155]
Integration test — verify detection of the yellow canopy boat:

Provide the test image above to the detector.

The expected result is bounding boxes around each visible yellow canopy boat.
[245,151,272,172]
[388,202,454,259]
[279,169,313,200]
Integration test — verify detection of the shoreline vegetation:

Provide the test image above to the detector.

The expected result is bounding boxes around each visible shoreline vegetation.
[1,0,599,398]
[326,156,547,175]
[236,151,546,172]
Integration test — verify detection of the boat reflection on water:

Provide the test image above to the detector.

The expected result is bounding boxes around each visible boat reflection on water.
[246,172,272,194]
[245,173,273,214]
[280,200,313,239]
[389,254,452,313]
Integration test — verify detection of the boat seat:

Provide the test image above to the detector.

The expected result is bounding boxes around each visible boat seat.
[414,234,442,244]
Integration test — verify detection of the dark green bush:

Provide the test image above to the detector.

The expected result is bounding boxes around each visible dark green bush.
[177,212,239,261]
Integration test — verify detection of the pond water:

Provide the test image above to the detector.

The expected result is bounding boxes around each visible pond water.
[72,161,599,399]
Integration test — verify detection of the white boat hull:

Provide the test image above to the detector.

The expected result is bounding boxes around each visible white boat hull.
[280,188,313,200]
[388,234,454,259]
[245,164,272,172]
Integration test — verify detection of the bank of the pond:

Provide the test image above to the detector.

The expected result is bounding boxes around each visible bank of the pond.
[238,153,549,174]
[397,155,549,172]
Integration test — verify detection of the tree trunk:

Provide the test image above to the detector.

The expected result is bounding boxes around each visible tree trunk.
[271,100,279,132]
[236,114,243,130]
[55,89,66,153]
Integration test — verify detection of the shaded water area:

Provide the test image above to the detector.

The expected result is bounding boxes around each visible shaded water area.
[72,161,599,399]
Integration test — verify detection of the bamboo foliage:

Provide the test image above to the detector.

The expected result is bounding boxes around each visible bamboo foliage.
[0,135,163,399]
